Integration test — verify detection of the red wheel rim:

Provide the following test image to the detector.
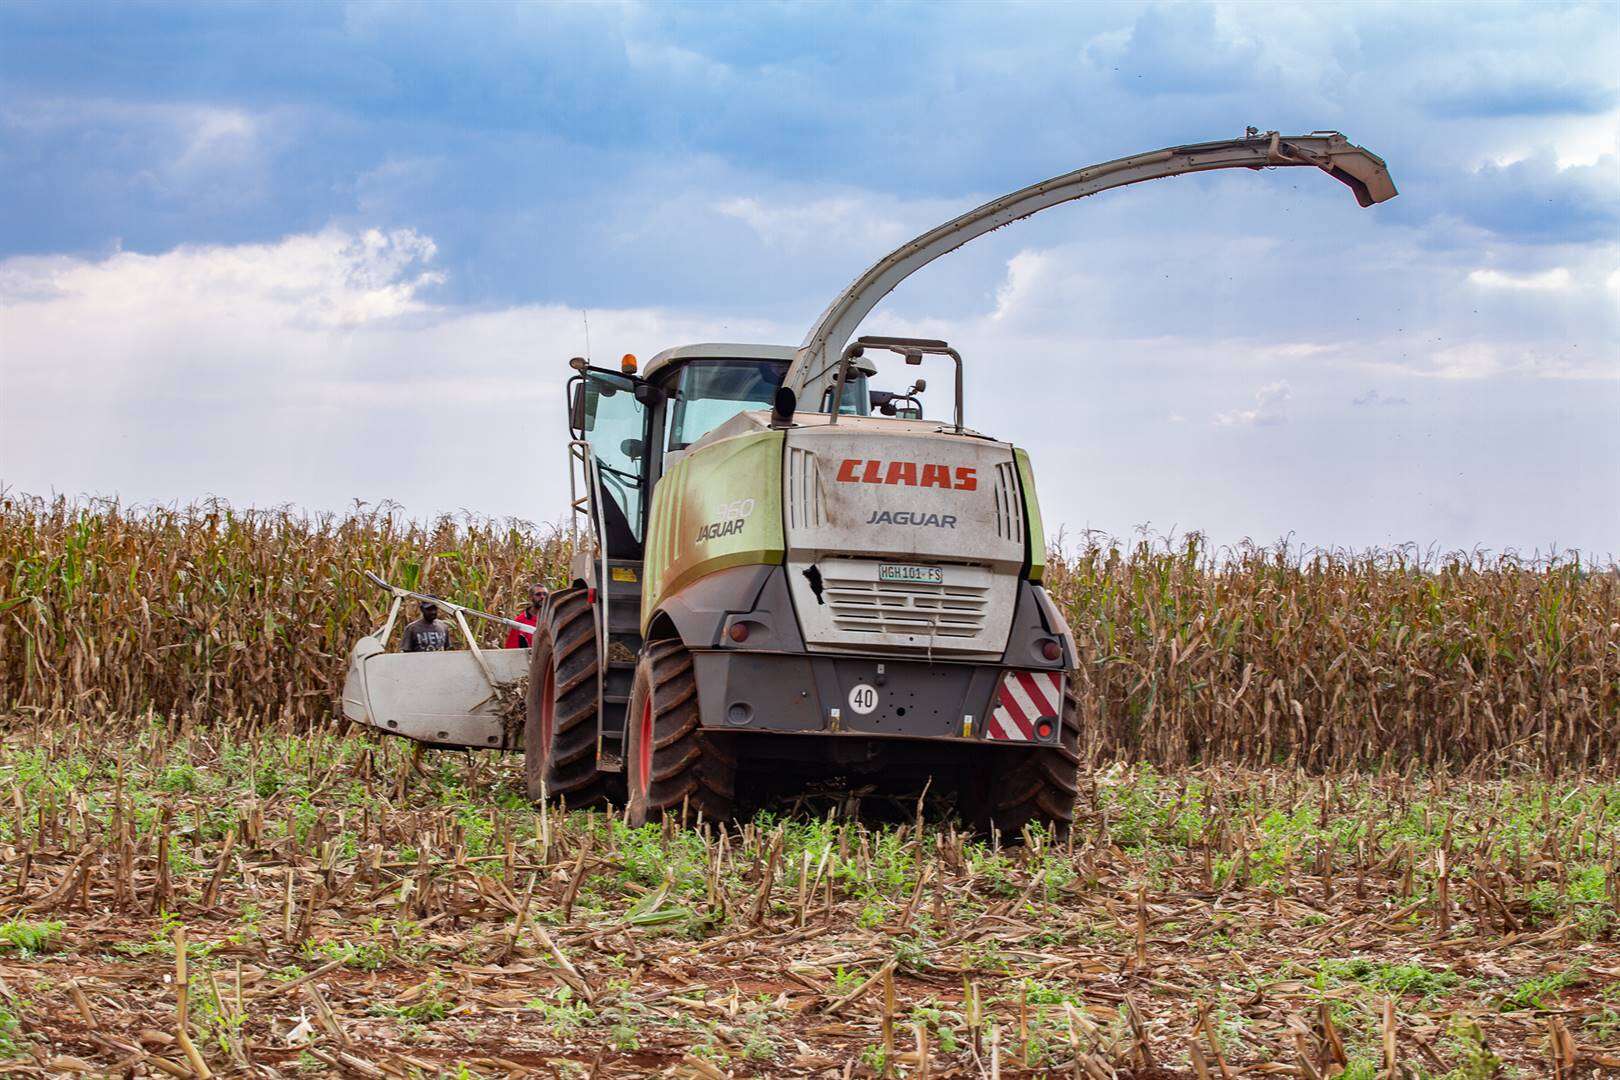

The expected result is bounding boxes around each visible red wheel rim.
[539,661,555,765]
[637,695,654,798]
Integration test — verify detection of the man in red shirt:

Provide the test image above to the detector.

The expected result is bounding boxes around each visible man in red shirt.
[504,584,549,649]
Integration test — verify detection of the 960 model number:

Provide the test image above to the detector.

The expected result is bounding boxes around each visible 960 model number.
[879,563,943,585]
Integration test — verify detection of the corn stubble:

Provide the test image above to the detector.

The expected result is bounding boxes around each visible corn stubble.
[0,723,1615,1076]
[4,496,1615,773]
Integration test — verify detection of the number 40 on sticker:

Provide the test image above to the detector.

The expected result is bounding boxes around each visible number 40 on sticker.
[847,683,879,715]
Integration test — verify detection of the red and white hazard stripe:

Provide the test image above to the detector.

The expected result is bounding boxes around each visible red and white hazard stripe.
[986,670,1063,742]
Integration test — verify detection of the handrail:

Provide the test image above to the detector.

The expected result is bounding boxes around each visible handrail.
[785,130,1396,401]
[359,572,511,692]
[362,570,532,634]
[828,336,964,433]
[566,439,595,545]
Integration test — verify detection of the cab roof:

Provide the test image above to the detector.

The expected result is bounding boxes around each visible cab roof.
[642,343,795,382]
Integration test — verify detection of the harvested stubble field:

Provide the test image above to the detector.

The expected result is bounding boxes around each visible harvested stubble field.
[0,720,1618,1078]
[2,496,1619,1076]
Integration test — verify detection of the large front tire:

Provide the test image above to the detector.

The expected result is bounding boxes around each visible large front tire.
[962,679,1081,839]
[623,640,736,827]
[524,587,614,809]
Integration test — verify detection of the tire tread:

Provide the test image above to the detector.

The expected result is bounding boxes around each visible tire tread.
[525,587,614,809]
[965,678,1082,838]
[626,639,736,825]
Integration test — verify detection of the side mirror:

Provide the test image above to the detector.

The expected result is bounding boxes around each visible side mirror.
[569,382,587,432]
[621,438,644,460]
[911,378,927,393]
[634,383,663,406]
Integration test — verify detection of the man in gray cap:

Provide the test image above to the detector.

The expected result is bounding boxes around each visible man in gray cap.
[401,600,453,652]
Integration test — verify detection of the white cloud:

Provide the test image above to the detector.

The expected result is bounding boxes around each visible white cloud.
[990,249,1056,321]
[0,227,445,331]
[623,37,735,85]
[1215,381,1291,427]
[1477,113,1620,171]
[2,98,279,190]
[1551,118,1620,170]
[1353,389,1409,408]
[171,107,260,172]
[1467,267,1574,291]
[1361,340,1617,382]
[0,226,786,520]
[713,196,909,254]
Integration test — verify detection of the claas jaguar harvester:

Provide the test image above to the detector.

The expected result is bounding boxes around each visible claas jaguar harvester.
[344,131,1397,833]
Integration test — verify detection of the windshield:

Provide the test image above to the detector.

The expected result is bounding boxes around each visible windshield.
[668,360,788,450]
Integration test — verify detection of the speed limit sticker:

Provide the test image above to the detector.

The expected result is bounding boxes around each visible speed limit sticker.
[847,683,879,715]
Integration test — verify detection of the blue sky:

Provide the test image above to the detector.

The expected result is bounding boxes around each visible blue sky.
[2,1,1616,555]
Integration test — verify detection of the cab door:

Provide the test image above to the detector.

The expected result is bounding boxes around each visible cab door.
[568,366,658,770]
[571,368,653,558]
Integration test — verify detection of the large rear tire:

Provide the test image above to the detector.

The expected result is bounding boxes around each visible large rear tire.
[962,678,1081,839]
[623,639,736,827]
[524,587,614,809]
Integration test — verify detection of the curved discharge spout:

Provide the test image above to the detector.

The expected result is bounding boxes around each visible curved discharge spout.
[785,130,1397,402]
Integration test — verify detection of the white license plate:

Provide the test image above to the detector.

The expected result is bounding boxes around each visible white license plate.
[879,563,943,585]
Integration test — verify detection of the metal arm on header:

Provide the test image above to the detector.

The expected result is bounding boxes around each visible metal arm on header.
[784,130,1396,402]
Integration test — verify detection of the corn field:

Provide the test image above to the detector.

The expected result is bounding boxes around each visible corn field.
[0,495,571,729]
[2,494,1616,773]
[1053,536,1620,774]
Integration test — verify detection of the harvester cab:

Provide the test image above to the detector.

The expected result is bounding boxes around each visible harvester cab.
[343,130,1396,833]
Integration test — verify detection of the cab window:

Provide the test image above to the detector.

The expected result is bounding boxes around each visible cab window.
[667,360,788,450]
[578,370,648,550]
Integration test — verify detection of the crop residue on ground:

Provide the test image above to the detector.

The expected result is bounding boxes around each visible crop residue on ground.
[0,719,1616,1076]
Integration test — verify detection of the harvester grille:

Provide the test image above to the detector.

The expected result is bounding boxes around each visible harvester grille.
[820,569,991,639]
[992,462,1024,544]
[786,446,825,529]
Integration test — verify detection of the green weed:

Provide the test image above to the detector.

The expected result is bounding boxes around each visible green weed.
[0,918,63,958]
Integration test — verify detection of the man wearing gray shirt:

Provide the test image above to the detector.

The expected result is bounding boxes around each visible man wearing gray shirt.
[401,601,453,652]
